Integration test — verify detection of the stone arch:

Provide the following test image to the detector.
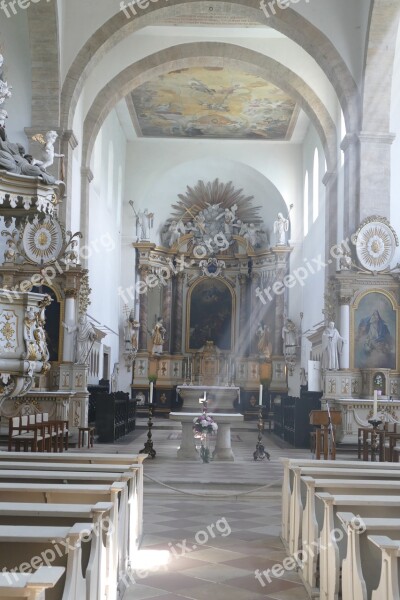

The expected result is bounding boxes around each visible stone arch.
[363,0,400,131]
[81,43,337,172]
[61,0,359,134]
[26,2,60,129]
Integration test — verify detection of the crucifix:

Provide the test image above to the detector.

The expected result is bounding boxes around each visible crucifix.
[199,391,207,413]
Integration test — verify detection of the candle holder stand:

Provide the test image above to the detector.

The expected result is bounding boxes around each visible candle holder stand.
[253,405,270,461]
[139,403,156,458]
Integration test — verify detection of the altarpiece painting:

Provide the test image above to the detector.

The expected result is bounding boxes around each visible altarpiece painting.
[354,291,396,370]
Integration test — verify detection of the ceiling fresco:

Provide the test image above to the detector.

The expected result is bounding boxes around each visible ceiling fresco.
[130,66,298,140]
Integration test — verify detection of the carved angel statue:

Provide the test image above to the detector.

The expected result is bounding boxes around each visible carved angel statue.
[274,212,289,245]
[0,79,12,106]
[32,131,64,170]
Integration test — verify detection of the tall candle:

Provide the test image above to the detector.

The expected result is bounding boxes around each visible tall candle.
[373,389,378,416]
[259,384,263,406]
[149,381,153,404]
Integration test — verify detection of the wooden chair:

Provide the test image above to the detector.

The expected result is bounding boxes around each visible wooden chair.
[309,410,342,460]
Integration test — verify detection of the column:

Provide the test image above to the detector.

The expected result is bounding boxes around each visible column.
[138,267,149,351]
[358,132,395,222]
[339,296,351,369]
[172,272,184,354]
[238,274,249,355]
[273,267,286,356]
[250,273,262,355]
[322,171,339,277]
[162,276,173,353]
[341,134,360,240]
[62,289,77,361]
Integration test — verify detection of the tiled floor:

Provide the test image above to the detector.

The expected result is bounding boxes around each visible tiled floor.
[93,420,310,599]
[71,418,356,599]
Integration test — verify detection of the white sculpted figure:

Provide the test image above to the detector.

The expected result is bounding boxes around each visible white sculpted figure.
[63,315,97,364]
[282,319,297,357]
[274,212,289,246]
[32,131,64,170]
[322,321,344,370]
[136,208,153,240]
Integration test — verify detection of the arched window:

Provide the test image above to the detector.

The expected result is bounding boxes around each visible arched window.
[107,141,114,210]
[340,110,346,167]
[313,149,319,222]
[304,171,309,236]
[117,165,123,227]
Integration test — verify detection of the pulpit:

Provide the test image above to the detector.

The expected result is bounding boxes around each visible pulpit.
[310,409,342,460]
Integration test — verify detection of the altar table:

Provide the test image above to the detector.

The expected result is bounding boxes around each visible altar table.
[169,412,244,461]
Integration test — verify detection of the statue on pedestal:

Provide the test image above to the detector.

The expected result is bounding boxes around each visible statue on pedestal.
[273,212,289,246]
[151,317,166,355]
[63,315,97,365]
[322,321,344,370]
[282,318,297,357]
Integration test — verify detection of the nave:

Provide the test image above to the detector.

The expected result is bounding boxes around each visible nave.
[100,420,316,600]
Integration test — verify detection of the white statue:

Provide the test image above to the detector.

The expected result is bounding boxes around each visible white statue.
[110,363,119,393]
[321,321,344,370]
[136,208,154,240]
[274,212,289,246]
[0,79,12,106]
[31,131,64,170]
[282,319,297,357]
[63,315,97,365]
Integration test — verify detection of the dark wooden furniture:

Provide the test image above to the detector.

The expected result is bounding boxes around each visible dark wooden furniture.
[310,410,342,459]
[78,426,95,449]
[95,392,136,443]
[272,392,322,448]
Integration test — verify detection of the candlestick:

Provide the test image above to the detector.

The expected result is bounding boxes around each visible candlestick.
[259,384,263,406]
[149,381,153,404]
[373,389,378,416]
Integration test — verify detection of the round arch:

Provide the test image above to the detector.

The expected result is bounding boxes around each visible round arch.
[363,0,400,132]
[60,0,359,133]
[81,43,337,172]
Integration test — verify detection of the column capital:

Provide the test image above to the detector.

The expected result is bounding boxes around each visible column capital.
[340,132,359,152]
[339,295,352,306]
[62,129,79,150]
[81,167,94,183]
[322,171,338,187]
[358,131,396,145]
[64,288,78,299]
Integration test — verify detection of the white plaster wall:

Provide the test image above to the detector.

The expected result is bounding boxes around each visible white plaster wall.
[123,138,301,246]
[59,0,370,87]
[390,23,400,264]
[87,109,126,381]
[0,11,32,144]
[288,123,326,383]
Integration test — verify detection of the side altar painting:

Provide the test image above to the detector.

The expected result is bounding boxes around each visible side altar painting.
[354,291,396,370]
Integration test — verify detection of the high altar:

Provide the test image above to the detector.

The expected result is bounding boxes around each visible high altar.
[129,179,291,411]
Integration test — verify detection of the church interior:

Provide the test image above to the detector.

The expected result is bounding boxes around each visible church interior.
[1,0,400,598]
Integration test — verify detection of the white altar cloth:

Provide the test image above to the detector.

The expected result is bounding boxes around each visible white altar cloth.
[169,412,244,461]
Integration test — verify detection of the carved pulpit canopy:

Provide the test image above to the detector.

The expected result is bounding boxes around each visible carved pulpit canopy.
[160,179,270,253]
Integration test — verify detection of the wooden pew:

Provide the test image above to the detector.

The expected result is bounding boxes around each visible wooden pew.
[367,535,400,600]
[281,458,400,545]
[0,465,142,563]
[0,482,125,584]
[289,465,400,555]
[338,513,400,600]
[0,567,65,600]
[0,460,144,546]
[316,494,400,600]
[300,480,400,598]
[0,502,115,600]
[0,523,101,600]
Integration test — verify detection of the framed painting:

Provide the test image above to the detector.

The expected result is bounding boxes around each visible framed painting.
[187,278,234,351]
[353,291,397,370]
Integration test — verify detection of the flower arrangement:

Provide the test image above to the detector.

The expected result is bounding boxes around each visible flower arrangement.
[193,414,218,436]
